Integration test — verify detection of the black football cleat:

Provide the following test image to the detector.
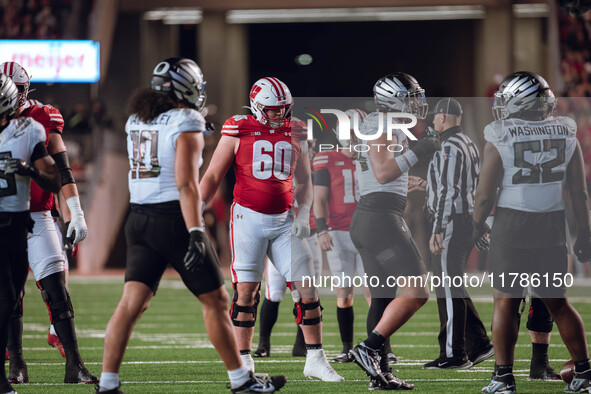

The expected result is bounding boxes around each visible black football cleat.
[529,362,560,380]
[369,371,414,391]
[253,342,270,358]
[482,372,516,393]
[349,342,388,384]
[230,372,286,393]
[7,354,28,384]
[95,384,125,393]
[65,363,99,384]
[423,356,473,370]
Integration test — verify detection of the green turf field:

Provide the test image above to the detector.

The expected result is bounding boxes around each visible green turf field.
[7,275,591,393]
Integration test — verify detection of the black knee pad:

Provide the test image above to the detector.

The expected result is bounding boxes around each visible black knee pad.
[293,300,323,325]
[526,297,554,333]
[37,274,74,324]
[230,283,260,328]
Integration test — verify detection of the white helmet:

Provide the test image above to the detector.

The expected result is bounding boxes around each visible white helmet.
[373,72,428,119]
[333,109,367,147]
[0,73,19,119]
[249,77,293,129]
[1,62,31,108]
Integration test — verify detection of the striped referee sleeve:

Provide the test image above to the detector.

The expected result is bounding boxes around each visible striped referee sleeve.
[433,144,463,233]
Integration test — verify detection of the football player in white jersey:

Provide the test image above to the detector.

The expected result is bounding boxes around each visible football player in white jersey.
[347,73,441,390]
[0,73,61,394]
[474,71,591,393]
[1,61,96,385]
[96,58,285,394]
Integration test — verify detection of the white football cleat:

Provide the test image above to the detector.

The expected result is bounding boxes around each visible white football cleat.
[303,349,344,382]
[241,353,255,373]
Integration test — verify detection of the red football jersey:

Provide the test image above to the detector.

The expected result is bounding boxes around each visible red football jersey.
[312,150,358,230]
[20,100,64,212]
[221,115,306,214]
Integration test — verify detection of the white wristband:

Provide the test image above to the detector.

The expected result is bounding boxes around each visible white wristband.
[395,151,419,173]
[65,196,84,218]
[189,226,204,233]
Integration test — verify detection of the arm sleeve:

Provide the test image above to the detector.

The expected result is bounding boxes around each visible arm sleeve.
[31,141,49,163]
[314,168,331,187]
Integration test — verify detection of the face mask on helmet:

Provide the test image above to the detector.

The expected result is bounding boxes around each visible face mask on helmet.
[373,73,428,119]
[333,109,367,147]
[492,71,553,121]
[249,77,293,129]
[1,62,31,108]
[0,73,19,120]
[151,57,207,112]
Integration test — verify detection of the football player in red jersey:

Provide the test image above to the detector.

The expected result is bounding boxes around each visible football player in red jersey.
[1,62,97,384]
[200,77,343,381]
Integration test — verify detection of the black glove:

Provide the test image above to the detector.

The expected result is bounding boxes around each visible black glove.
[410,134,441,159]
[3,158,39,178]
[574,228,591,263]
[183,229,207,272]
[472,221,491,252]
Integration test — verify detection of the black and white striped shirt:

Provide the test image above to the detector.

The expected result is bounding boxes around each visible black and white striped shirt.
[426,126,480,233]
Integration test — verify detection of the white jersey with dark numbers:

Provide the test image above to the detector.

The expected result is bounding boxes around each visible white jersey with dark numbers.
[0,117,46,212]
[126,108,205,204]
[484,116,577,213]
[355,111,409,197]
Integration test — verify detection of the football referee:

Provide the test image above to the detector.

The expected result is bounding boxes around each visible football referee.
[415,98,494,369]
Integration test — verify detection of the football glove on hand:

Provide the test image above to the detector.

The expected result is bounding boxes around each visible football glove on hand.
[411,134,441,159]
[574,228,591,263]
[291,205,311,239]
[65,196,88,244]
[184,229,207,272]
[472,221,491,252]
[2,158,39,178]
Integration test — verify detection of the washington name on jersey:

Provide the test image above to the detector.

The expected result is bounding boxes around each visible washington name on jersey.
[221,115,306,214]
[21,99,64,212]
[356,111,409,197]
[126,108,205,204]
[312,150,358,230]
[484,116,577,213]
[0,117,46,212]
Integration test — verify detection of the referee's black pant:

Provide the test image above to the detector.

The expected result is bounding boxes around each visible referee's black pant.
[430,214,489,359]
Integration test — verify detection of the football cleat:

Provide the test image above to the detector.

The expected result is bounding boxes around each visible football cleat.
[253,343,270,358]
[423,356,473,370]
[482,372,516,394]
[95,384,125,394]
[7,353,28,384]
[529,362,560,380]
[241,353,255,373]
[48,329,66,358]
[369,371,414,391]
[349,342,387,384]
[565,369,591,393]
[230,372,286,393]
[387,352,400,365]
[470,343,495,366]
[331,352,352,363]
[303,349,344,382]
[64,363,99,384]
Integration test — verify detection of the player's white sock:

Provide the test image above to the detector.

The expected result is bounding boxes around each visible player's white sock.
[99,372,120,391]
[228,365,250,389]
[306,348,324,358]
[49,324,56,335]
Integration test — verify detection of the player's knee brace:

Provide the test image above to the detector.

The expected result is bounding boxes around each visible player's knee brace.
[526,297,554,333]
[37,281,74,324]
[293,299,323,325]
[230,284,260,328]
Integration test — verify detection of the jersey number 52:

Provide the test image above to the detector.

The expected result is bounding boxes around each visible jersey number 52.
[512,139,565,184]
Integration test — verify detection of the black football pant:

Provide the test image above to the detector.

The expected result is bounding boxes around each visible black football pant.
[430,215,490,359]
[0,211,32,391]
